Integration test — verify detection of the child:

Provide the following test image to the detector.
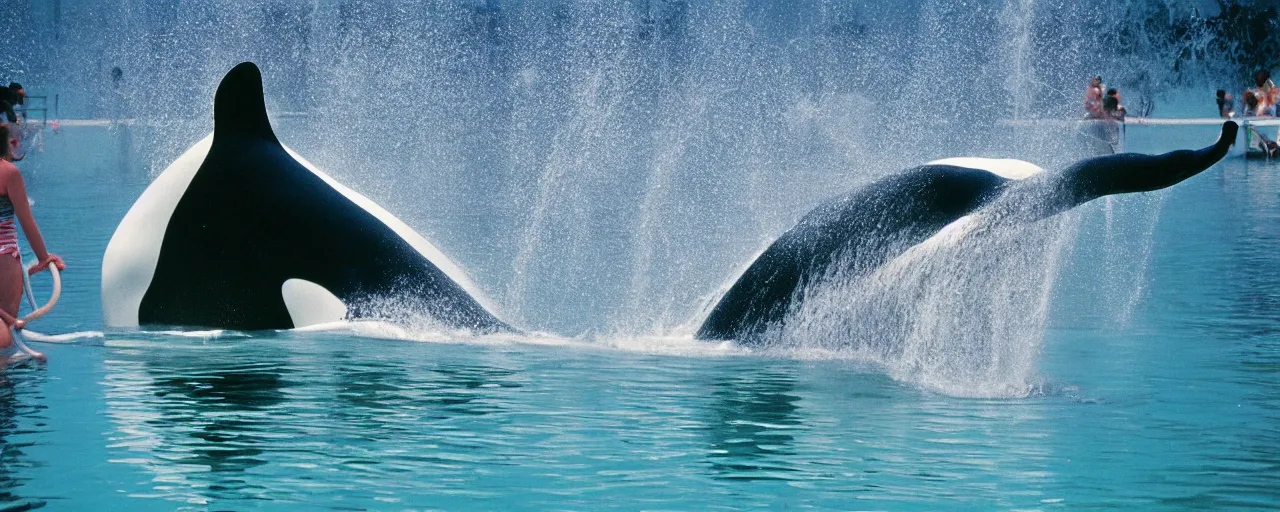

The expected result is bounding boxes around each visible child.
[1103,89,1126,120]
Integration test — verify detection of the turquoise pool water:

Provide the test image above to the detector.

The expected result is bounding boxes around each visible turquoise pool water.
[0,123,1275,510]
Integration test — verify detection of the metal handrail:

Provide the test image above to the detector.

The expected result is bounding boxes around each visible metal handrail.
[14,95,47,126]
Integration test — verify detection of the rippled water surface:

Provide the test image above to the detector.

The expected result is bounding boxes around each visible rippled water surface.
[0,124,1276,510]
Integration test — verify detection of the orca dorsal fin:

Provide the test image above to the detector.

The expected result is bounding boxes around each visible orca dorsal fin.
[213,62,278,143]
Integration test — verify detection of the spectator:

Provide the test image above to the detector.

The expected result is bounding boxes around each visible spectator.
[1244,91,1270,117]
[0,83,23,124]
[0,122,64,362]
[1084,76,1105,119]
[1217,89,1235,118]
[1255,70,1277,116]
[1102,88,1126,121]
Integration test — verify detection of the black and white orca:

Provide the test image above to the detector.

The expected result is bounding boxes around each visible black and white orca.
[102,62,510,332]
[696,122,1238,342]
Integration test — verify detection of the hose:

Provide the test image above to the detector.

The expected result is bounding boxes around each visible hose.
[10,256,61,361]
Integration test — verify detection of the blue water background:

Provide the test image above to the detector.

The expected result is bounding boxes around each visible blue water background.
[0,121,1269,510]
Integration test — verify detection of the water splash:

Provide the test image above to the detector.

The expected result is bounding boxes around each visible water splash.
[3,1,1202,397]
[767,210,1079,398]
[1002,0,1037,120]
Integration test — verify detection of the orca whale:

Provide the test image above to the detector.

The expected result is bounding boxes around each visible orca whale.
[102,62,510,332]
[696,122,1238,342]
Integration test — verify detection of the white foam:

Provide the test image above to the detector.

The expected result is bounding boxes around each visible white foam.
[877,214,985,276]
[282,318,747,358]
[596,334,748,358]
[775,213,1074,399]
[146,329,245,338]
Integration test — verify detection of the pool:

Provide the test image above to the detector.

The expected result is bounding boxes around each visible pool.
[0,122,1275,510]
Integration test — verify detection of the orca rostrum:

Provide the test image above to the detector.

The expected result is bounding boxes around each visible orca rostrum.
[697,122,1238,343]
[102,62,510,332]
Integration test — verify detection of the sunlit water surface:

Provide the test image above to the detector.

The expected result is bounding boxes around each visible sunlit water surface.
[0,123,1275,511]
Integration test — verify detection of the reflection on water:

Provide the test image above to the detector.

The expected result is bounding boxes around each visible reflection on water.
[1206,160,1280,509]
[104,342,291,503]
[0,367,48,511]
[146,361,288,487]
[704,369,801,480]
[35,320,1280,510]
[1220,161,1280,340]
[329,351,521,440]
[102,337,526,507]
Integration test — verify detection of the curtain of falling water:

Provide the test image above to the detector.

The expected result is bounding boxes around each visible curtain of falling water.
[0,0,1222,393]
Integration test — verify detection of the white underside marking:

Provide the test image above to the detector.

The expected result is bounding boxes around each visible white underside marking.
[926,157,1044,180]
[281,278,348,328]
[101,135,213,327]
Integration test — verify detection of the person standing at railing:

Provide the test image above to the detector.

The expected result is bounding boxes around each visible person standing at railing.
[1102,88,1126,121]
[0,82,23,125]
[1217,90,1235,118]
[1253,71,1277,117]
[1084,76,1105,119]
[109,67,126,123]
[0,123,63,362]
[1243,91,1264,117]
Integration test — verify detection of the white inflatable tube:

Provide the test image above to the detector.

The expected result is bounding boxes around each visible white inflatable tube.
[9,263,61,361]
[21,265,60,322]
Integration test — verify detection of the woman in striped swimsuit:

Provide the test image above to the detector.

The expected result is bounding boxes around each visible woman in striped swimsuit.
[0,123,63,361]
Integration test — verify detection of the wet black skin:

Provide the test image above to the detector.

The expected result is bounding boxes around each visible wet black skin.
[697,122,1237,342]
[140,63,511,332]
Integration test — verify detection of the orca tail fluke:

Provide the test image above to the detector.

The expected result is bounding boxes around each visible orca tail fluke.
[1056,120,1237,208]
[1133,119,1237,190]
[1195,121,1239,172]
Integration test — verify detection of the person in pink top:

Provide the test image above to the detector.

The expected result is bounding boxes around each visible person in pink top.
[1254,70,1278,116]
[1084,76,1105,118]
[0,123,64,361]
